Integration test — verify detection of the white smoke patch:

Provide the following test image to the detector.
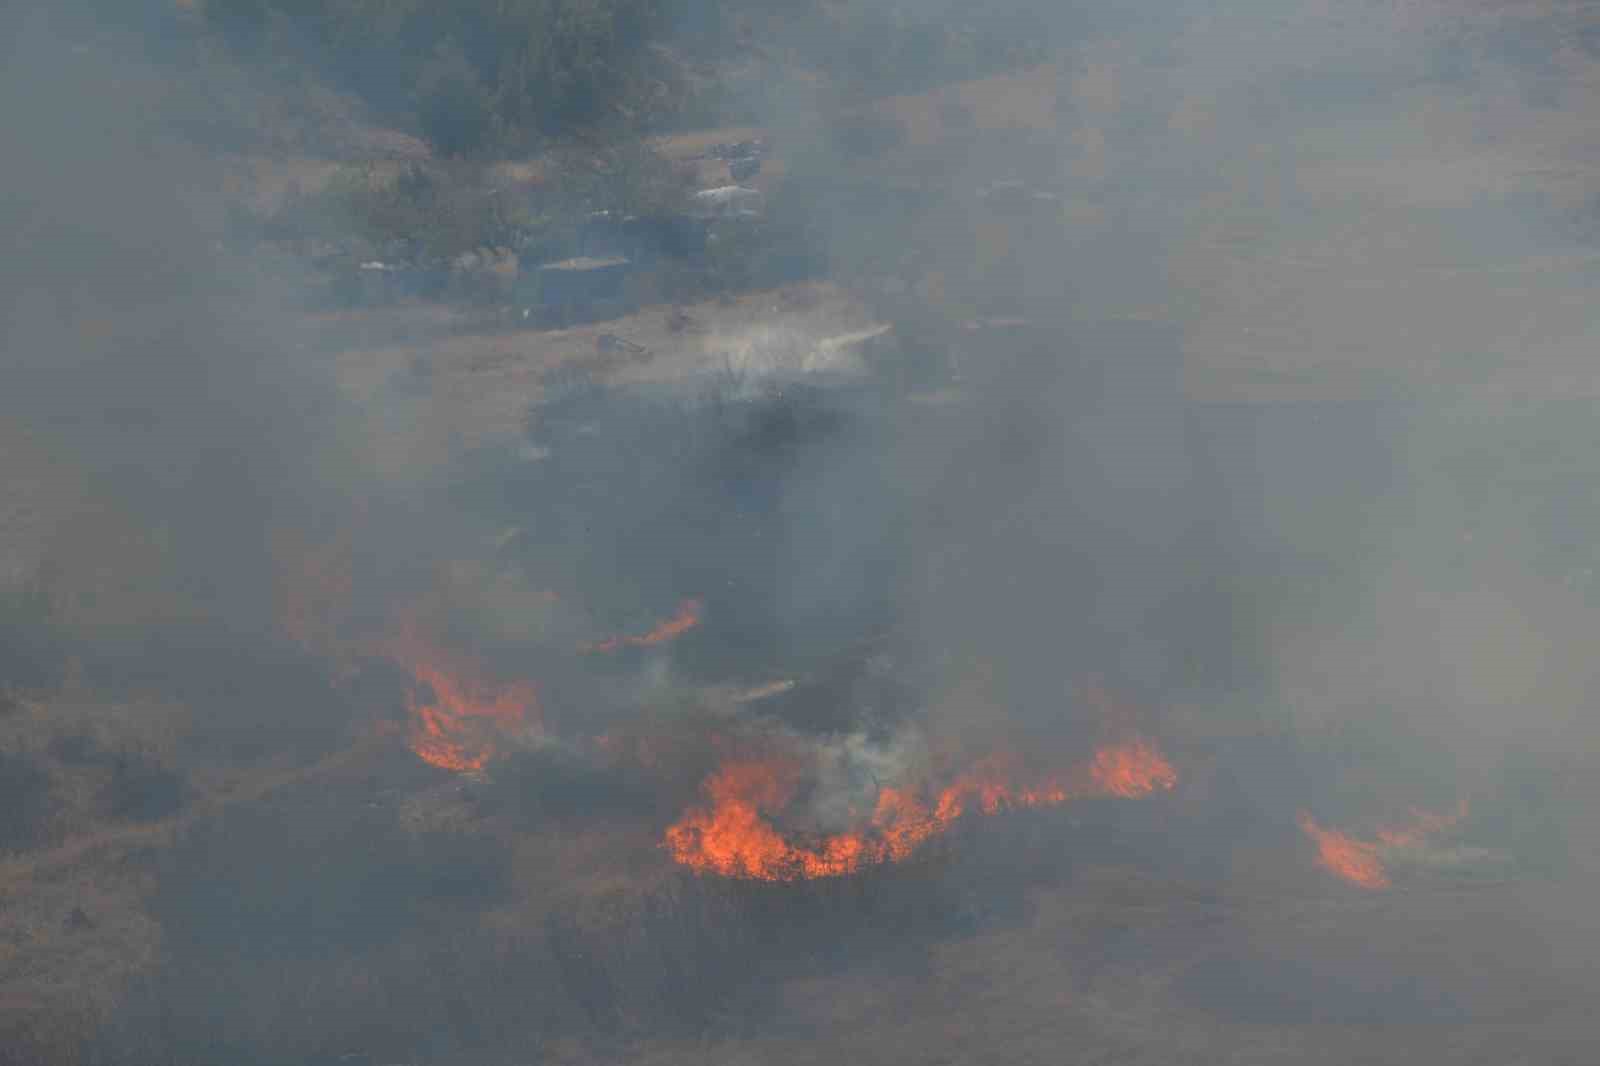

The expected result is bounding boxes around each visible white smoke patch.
[701,321,890,382]
[807,728,929,832]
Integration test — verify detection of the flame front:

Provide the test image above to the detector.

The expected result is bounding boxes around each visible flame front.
[1299,800,1467,890]
[393,634,539,772]
[582,598,703,653]
[665,738,1177,881]
[1297,811,1392,890]
[1374,799,1469,849]
[1087,736,1181,797]
[662,758,884,880]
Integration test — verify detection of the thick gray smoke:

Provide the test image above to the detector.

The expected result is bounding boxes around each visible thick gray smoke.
[1,13,352,645]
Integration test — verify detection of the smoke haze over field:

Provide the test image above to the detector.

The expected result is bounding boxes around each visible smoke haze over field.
[1,13,354,639]
[5,1,1600,1062]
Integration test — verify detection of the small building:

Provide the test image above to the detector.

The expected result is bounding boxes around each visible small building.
[526,256,633,321]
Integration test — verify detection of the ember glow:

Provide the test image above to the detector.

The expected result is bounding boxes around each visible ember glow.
[391,633,540,772]
[1299,800,1468,890]
[665,738,1177,881]
[582,598,704,653]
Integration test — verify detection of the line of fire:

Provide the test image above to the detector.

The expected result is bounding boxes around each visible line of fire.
[266,324,1476,894]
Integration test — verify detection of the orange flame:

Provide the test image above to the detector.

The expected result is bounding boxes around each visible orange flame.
[1087,736,1182,797]
[665,738,1177,881]
[1297,812,1391,890]
[581,598,703,653]
[1374,798,1469,849]
[391,632,539,772]
[1299,800,1468,890]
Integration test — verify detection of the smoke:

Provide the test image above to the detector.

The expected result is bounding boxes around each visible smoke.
[646,0,1600,892]
[8,1,1600,1060]
[0,11,352,646]
[489,0,1600,874]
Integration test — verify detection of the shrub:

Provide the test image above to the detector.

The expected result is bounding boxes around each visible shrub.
[273,161,522,266]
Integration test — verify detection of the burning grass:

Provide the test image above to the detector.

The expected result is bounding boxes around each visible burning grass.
[56,746,1044,1063]
[665,738,1177,882]
[0,653,1578,1066]
[1297,800,1471,890]
[580,598,705,655]
[0,643,1194,1064]
[392,630,541,772]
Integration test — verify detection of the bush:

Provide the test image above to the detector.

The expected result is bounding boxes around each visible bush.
[548,139,695,221]
[292,162,518,263]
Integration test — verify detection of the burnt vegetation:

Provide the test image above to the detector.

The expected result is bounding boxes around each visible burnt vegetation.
[482,746,661,824]
[90,806,1075,1063]
[462,368,910,679]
